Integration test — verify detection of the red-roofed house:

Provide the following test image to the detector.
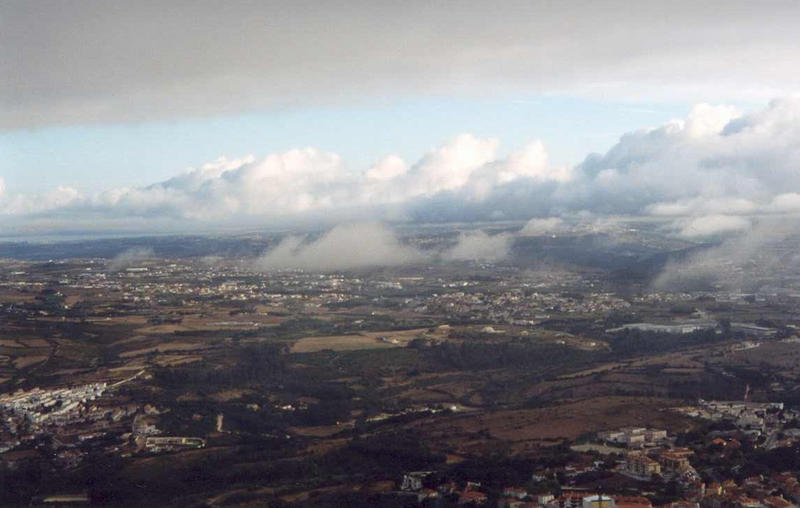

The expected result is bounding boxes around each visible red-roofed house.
[458,490,488,505]
[614,496,652,508]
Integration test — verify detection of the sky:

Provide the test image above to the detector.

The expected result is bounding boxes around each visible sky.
[2,0,800,237]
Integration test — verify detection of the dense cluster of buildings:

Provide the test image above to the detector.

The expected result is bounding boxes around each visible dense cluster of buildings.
[0,258,628,328]
[0,381,148,466]
[0,382,108,424]
[0,377,207,471]
[0,383,112,454]
[425,290,631,324]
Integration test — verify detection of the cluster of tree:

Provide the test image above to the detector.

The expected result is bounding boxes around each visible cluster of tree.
[154,342,288,391]
[605,327,727,356]
[315,431,446,478]
[748,443,800,473]
[424,340,591,372]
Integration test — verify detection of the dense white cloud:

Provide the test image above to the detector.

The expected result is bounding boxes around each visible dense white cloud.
[568,99,800,217]
[647,197,757,217]
[684,103,741,138]
[122,149,351,219]
[405,134,499,197]
[366,155,407,182]
[519,217,566,236]
[0,186,81,216]
[767,193,800,213]
[673,214,752,238]
[505,141,569,183]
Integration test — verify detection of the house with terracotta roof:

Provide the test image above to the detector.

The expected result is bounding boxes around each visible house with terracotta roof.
[613,495,652,508]
[658,449,693,475]
[457,490,488,505]
[624,453,661,479]
[723,479,739,490]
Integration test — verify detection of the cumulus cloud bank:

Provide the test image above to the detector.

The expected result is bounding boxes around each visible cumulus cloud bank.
[0,133,565,227]
[6,99,800,234]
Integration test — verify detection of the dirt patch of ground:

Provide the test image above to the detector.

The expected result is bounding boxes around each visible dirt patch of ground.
[13,355,48,369]
[89,315,149,325]
[18,338,50,348]
[152,355,203,367]
[291,334,394,353]
[291,328,430,353]
[393,388,454,404]
[119,342,211,358]
[724,341,800,370]
[289,421,354,437]
[63,295,82,307]
[211,389,252,402]
[559,362,626,379]
[134,312,283,335]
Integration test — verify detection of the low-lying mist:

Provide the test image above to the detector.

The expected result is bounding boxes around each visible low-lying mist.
[653,217,800,293]
[253,223,514,272]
